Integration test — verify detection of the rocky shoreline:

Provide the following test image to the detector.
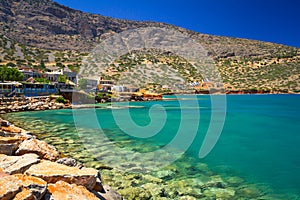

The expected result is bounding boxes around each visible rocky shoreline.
[195,89,299,94]
[0,96,72,114]
[1,92,299,114]
[0,118,122,200]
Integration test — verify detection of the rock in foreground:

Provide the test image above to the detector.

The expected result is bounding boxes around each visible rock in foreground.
[25,160,98,190]
[47,181,100,200]
[0,136,22,155]
[0,153,40,174]
[0,171,47,200]
[0,117,121,200]
[16,139,60,161]
[0,172,21,200]
[13,174,48,200]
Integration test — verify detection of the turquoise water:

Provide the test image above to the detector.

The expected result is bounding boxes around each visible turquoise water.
[203,95,300,192]
[3,94,300,199]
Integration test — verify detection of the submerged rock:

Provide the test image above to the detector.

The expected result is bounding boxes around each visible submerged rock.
[0,153,40,174]
[178,196,197,200]
[47,181,100,200]
[56,157,83,168]
[165,180,202,199]
[226,176,245,186]
[99,185,123,200]
[203,187,235,199]
[206,175,227,188]
[143,174,163,184]
[16,139,60,161]
[237,185,263,198]
[118,187,151,200]
[155,170,176,179]
[25,160,98,190]
[142,183,164,197]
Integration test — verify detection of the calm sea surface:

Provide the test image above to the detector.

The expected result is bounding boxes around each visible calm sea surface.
[3,94,300,199]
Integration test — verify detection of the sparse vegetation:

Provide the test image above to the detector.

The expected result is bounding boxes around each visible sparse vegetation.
[57,75,67,83]
[34,78,50,83]
[55,96,68,104]
[0,0,299,92]
[78,78,88,90]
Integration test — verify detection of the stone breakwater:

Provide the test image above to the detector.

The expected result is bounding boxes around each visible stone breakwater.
[0,118,122,200]
[0,96,71,114]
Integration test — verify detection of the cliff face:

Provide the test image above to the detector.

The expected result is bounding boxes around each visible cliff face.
[0,0,298,57]
[0,0,162,51]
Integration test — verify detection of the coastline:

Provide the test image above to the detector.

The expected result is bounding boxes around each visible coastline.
[0,96,72,114]
[1,95,299,199]
[1,92,299,114]
[0,117,122,200]
[194,89,300,95]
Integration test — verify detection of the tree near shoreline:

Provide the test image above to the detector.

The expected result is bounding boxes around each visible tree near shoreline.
[57,75,67,83]
[0,66,24,82]
[78,78,88,90]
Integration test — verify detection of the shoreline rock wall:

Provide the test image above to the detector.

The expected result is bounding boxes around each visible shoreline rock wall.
[195,89,298,94]
[0,117,122,200]
[0,96,71,114]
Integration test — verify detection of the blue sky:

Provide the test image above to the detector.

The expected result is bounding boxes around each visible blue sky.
[54,0,300,48]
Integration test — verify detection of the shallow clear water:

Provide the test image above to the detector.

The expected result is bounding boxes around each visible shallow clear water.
[3,94,300,199]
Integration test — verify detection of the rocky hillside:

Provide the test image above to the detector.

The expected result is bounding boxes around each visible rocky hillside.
[0,0,299,92]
